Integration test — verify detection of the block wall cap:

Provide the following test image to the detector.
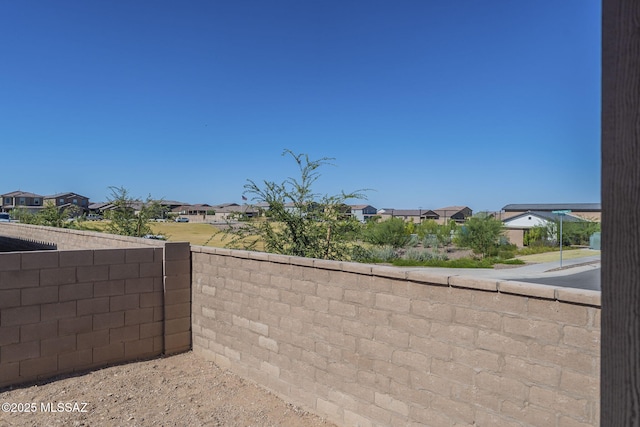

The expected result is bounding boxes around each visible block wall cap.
[405,270,449,286]
[267,254,292,264]
[371,266,407,280]
[341,262,373,275]
[498,280,558,299]
[555,287,601,306]
[248,252,270,261]
[313,259,343,271]
[449,275,498,291]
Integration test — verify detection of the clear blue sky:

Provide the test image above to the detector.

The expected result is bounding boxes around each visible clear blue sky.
[1,1,600,212]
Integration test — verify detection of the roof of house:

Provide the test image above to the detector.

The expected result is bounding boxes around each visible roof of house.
[377,209,438,217]
[45,192,89,199]
[350,204,376,210]
[503,210,587,224]
[205,203,241,210]
[89,202,112,210]
[215,204,259,214]
[1,190,44,198]
[433,206,471,216]
[502,203,601,212]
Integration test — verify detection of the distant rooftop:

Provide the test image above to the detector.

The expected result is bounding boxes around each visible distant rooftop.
[502,203,601,212]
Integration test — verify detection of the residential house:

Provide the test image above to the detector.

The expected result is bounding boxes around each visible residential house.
[207,203,259,222]
[501,203,601,222]
[173,204,214,216]
[377,209,440,223]
[44,192,90,214]
[1,191,45,213]
[349,205,378,222]
[433,206,472,224]
[502,210,587,247]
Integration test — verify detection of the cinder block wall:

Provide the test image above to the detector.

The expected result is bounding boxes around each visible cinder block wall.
[191,246,601,427]
[0,227,192,389]
[0,248,164,388]
[0,223,165,250]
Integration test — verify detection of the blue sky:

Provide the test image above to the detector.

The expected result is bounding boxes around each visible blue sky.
[1,1,600,212]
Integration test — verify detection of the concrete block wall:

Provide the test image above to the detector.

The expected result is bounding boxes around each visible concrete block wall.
[191,246,601,427]
[163,242,192,355]
[0,223,165,250]
[0,241,192,389]
[0,248,165,388]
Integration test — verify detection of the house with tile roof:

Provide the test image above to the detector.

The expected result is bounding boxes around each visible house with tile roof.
[349,205,378,222]
[44,192,90,214]
[1,190,45,213]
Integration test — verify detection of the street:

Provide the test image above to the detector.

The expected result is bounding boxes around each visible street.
[504,268,601,291]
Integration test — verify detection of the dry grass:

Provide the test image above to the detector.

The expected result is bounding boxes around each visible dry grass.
[516,248,600,263]
[150,222,227,247]
[77,221,228,247]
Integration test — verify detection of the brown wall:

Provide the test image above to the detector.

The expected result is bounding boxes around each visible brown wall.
[504,228,525,248]
[0,225,191,389]
[192,247,600,426]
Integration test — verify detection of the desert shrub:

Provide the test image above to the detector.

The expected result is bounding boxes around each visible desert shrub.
[403,248,434,262]
[370,245,399,262]
[362,217,411,248]
[422,234,438,248]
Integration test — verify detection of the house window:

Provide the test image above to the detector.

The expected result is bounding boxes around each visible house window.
[34,199,40,205]
[73,199,78,204]
[59,198,64,203]
[4,198,10,204]
[19,198,25,205]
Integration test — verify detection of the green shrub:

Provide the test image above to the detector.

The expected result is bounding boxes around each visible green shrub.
[363,218,412,248]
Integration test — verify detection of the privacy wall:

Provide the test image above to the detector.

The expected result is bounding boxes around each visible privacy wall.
[192,247,601,427]
[0,223,191,389]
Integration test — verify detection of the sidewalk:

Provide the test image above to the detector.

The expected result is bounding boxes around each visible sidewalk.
[413,253,601,281]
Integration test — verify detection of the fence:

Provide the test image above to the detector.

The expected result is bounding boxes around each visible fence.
[192,246,600,426]
[0,223,601,425]
[0,223,191,389]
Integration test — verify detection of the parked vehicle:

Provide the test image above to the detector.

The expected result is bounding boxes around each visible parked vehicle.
[86,214,103,221]
[175,217,189,223]
[0,213,10,222]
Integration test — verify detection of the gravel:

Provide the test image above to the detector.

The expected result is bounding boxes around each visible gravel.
[0,351,336,427]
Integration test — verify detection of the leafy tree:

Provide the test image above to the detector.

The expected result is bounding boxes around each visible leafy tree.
[558,221,601,246]
[454,214,505,258]
[525,219,601,247]
[417,219,457,249]
[224,150,366,260]
[104,186,154,237]
[37,201,68,228]
[9,206,37,224]
[362,217,411,249]
[144,199,170,220]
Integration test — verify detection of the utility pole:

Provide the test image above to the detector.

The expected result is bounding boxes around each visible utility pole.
[552,210,571,267]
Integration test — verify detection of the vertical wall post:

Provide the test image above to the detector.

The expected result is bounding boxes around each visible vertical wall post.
[162,242,192,354]
[601,0,640,424]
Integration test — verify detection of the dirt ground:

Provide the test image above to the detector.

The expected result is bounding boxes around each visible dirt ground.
[0,352,336,427]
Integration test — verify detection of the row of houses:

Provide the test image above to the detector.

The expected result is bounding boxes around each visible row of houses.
[1,191,91,213]
[1,190,600,247]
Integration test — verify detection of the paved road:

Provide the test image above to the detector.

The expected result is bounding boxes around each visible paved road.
[503,268,600,291]
[414,254,601,291]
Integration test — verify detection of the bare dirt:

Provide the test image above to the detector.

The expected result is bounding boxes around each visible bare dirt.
[0,351,336,427]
